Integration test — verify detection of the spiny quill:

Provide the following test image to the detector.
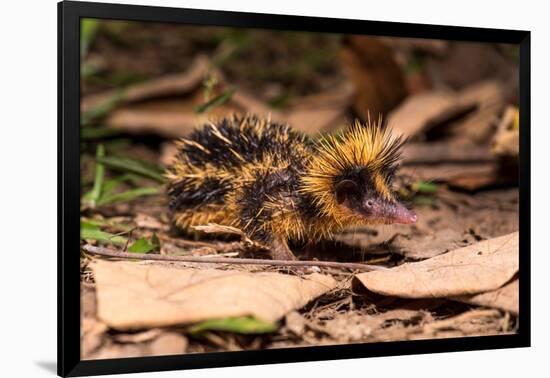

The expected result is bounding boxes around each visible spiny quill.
[166,114,416,260]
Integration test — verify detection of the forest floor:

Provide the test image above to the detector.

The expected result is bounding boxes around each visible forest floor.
[79,20,520,359]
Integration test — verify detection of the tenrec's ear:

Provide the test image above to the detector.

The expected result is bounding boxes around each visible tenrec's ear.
[335,179,359,205]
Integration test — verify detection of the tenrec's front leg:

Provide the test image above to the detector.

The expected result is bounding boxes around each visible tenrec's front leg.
[269,238,297,261]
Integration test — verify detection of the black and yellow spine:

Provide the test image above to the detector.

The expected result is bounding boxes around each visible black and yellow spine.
[166,114,407,259]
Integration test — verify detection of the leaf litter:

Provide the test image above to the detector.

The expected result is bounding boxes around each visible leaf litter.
[91,259,337,330]
[80,29,520,359]
[355,232,518,298]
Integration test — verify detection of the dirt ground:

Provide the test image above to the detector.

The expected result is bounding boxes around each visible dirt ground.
[79,20,520,359]
[80,184,518,359]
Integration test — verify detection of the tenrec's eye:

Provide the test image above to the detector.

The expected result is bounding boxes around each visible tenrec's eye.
[365,200,374,208]
[335,179,358,205]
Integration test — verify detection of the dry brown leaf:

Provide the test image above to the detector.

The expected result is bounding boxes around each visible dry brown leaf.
[103,92,244,138]
[447,171,501,191]
[231,91,283,121]
[285,82,353,134]
[403,161,514,191]
[340,36,407,118]
[453,279,518,315]
[450,80,504,144]
[390,228,473,260]
[287,108,345,135]
[92,260,336,330]
[106,104,200,138]
[83,55,283,139]
[402,142,492,165]
[400,163,499,192]
[335,226,472,260]
[388,91,476,138]
[355,232,518,298]
[401,163,496,183]
[81,56,210,113]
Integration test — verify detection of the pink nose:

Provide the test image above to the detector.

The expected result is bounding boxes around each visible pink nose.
[392,203,417,224]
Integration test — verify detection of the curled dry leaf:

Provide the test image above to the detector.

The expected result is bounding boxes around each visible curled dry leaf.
[91,260,336,330]
[355,232,518,298]
[453,279,519,315]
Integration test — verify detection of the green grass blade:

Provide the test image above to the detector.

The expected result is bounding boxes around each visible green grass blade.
[128,235,160,254]
[100,173,142,198]
[188,316,277,335]
[97,187,161,206]
[81,127,123,140]
[96,156,166,183]
[81,218,133,232]
[81,90,124,127]
[194,88,236,114]
[80,220,100,231]
[80,223,128,246]
[82,144,105,207]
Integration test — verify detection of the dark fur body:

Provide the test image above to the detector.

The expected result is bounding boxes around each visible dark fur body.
[167,115,318,246]
[166,114,414,260]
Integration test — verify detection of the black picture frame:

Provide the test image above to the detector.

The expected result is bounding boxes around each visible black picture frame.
[58,1,531,376]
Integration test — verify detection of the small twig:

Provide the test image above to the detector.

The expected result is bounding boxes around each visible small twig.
[82,244,387,271]
[121,228,134,252]
[157,233,243,252]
